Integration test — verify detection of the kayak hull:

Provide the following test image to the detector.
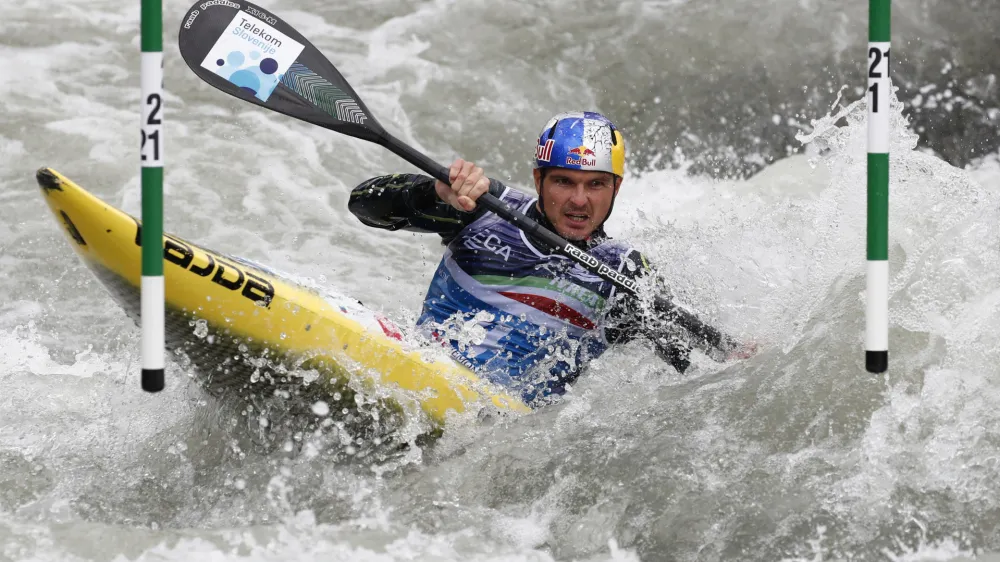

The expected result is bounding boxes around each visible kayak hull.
[35,167,530,427]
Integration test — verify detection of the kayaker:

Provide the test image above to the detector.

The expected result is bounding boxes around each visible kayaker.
[348,111,754,406]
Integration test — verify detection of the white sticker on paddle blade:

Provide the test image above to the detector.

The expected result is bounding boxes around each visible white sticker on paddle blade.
[200,12,304,102]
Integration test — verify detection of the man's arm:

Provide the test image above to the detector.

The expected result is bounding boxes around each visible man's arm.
[604,250,746,372]
[348,159,508,242]
[348,173,493,238]
[649,295,745,362]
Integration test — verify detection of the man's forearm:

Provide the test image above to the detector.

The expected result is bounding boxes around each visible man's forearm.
[652,295,738,355]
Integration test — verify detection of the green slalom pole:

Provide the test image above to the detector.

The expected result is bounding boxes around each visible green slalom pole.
[141,0,165,391]
[866,0,889,373]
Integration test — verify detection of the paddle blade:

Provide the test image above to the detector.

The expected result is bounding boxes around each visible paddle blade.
[178,0,386,142]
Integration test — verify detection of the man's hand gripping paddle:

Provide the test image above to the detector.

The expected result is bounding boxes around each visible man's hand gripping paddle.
[177,0,746,358]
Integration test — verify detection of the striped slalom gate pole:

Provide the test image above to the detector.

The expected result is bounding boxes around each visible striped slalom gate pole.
[140,0,165,391]
[866,0,890,373]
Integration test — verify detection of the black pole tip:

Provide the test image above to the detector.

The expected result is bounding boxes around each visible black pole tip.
[142,369,165,392]
[866,351,888,374]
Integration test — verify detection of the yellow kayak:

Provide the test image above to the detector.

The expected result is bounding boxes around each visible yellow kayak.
[35,167,530,427]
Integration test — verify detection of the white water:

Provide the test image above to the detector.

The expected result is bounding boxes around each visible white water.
[3,0,1000,560]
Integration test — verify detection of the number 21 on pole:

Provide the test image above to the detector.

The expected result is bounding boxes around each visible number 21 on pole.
[140,0,165,392]
[866,0,889,374]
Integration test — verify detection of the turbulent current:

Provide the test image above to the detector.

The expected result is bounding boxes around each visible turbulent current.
[2,0,1000,560]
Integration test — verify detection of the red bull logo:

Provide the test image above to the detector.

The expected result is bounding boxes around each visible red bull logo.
[567,145,596,157]
[565,144,597,167]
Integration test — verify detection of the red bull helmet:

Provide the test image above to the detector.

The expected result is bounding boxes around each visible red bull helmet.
[534,111,626,178]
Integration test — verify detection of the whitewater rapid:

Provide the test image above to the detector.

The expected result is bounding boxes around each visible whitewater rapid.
[3,0,1000,560]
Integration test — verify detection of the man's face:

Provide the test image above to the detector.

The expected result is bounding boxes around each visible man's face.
[533,168,621,241]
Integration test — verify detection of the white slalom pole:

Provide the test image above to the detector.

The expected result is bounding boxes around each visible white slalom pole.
[141,0,165,391]
[866,0,890,374]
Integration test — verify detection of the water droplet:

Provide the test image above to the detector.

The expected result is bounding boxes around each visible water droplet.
[311,401,330,416]
[192,319,208,338]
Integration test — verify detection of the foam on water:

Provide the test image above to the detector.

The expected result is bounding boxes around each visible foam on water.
[0,323,126,379]
[0,507,645,562]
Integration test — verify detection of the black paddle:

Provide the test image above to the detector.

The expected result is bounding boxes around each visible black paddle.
[176,0,738,354]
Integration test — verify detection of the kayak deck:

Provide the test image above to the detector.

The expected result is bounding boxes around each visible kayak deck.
[35,167,530,428]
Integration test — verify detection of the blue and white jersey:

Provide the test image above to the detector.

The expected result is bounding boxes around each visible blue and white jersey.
[415,187,641,405]
[347,173,705,407]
